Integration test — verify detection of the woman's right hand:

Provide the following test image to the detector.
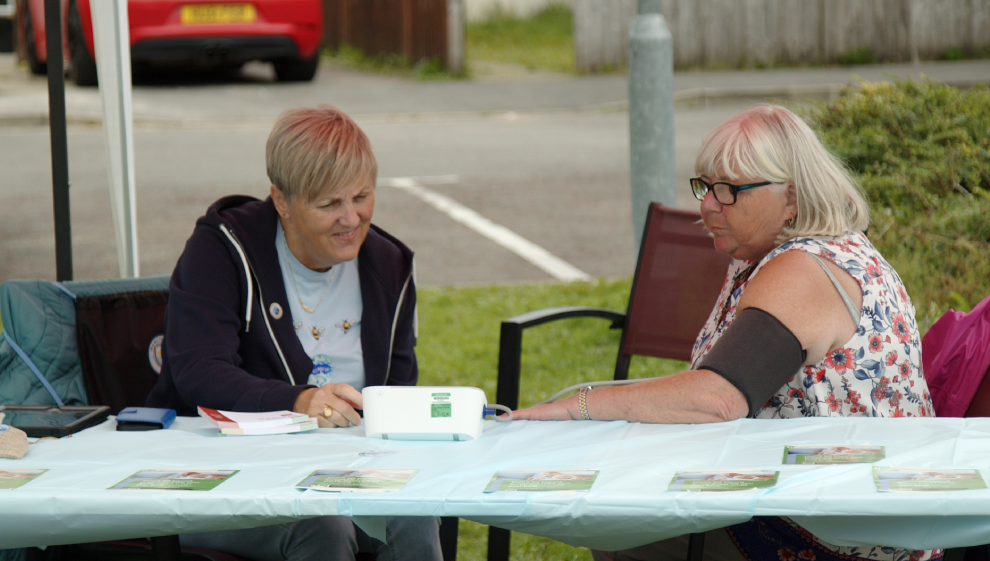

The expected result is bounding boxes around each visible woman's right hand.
[294,384,363,428]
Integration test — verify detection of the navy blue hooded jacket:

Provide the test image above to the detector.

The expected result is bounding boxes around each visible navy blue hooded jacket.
[146,195,418,416]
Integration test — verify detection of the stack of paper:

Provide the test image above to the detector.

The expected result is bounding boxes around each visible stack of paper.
[197,407,318,435]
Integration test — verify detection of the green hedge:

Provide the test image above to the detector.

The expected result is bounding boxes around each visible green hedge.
[800,79,990,330]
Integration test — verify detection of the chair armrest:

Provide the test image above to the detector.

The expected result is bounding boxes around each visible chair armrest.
[503,306,626,329]
[497,307,626,410]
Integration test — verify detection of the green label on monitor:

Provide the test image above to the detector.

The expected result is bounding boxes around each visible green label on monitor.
[431,393,451,417]
[431,403,451,417]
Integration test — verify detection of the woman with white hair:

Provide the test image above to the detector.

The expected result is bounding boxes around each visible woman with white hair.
[515,105,936,561]
[147,105,441,561]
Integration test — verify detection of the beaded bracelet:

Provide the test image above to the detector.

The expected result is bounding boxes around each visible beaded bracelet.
[578,386,593,421]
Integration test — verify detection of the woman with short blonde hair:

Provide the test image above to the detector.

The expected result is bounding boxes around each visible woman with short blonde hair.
[148,105,440,561]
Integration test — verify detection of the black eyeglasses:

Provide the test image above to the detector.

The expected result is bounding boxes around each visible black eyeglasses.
[690,177,772,205]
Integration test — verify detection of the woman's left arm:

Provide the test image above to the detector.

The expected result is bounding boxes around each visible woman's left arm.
[512,369,749,423]
[514,251,862,424]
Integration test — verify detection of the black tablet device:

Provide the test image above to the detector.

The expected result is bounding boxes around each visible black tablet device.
[0,405,110,437]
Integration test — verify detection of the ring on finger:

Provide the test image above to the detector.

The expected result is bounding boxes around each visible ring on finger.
[323,405,334,419]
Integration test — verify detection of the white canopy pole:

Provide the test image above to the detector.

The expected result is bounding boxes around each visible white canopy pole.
[91,0,139,278]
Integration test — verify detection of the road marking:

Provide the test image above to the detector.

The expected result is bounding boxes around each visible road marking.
[379,175,460,187]
[380,176,593,282]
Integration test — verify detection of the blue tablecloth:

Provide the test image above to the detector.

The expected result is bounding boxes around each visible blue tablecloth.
[2,416,990,550]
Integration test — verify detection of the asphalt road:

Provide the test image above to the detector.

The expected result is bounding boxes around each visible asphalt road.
[2,55,985,286]
[1,103,748,285]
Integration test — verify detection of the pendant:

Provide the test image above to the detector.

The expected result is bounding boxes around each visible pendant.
[311,325,326,340]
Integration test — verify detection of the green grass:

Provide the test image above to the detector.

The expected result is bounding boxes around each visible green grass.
[415,278,685,560]
[416,278,685,408]
[466,4,575,73]
[452,519,594,561]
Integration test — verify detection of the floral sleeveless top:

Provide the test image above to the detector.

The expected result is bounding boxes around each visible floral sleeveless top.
[691,231,934,419]
[691,231,937,561]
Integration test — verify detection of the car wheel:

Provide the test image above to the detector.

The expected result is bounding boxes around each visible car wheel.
[273,54,319,82]
[23,4,46,75]
[68,2,98,87]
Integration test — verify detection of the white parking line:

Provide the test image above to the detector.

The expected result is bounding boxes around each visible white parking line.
[380,176,593,282]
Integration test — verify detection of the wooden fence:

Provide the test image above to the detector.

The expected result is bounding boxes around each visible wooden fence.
[323,0,464,72]
[575,0,990,72]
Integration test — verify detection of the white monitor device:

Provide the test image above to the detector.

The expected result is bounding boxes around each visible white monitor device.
[362,386,488,441]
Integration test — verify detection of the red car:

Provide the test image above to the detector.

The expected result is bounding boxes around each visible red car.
[16,0,323,85]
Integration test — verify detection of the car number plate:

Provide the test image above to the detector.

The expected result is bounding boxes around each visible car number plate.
[180,4,257,25]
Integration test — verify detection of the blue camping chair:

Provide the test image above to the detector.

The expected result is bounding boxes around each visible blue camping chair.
[0,275,254,561]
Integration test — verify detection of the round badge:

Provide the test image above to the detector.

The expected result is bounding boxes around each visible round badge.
[147,334,164,375]
[269,302,283,319]
[307,354,333,388]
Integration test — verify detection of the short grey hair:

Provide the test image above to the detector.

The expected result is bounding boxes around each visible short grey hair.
[695,105,869,243]
[266,105,377,202]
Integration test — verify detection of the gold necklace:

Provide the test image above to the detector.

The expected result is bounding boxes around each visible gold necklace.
[282,239,334,313]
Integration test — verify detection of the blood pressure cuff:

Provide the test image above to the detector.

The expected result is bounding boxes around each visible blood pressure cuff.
[698,307,807,417]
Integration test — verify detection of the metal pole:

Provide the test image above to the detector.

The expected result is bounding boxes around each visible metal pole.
[44,0,72,281]
[628,0,674,257]
[445,0,464,74]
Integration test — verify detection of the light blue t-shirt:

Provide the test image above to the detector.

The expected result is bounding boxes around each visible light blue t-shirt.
[276,224,365,391]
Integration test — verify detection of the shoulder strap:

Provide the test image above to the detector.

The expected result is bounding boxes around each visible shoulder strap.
[810,254,861,326]
[0,331,65,406]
